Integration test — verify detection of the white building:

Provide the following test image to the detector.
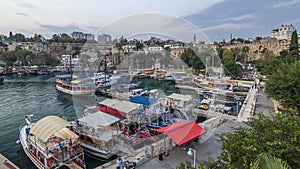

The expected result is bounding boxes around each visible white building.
[271,24,296,40]
[98,34,112,45]
[147,45,164,51]
[164,41,187,49]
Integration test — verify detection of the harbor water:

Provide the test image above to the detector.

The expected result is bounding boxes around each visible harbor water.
[0,73,241,169]
[0,74,105,169]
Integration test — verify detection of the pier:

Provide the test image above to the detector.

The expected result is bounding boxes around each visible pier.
[0,154,19,169]
[237,88,257,121]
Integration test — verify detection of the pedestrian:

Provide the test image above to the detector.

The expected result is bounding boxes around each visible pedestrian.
[116,157,121,169]
[158,147,163,161]
[144,144,149,157]
[150,144,154,157]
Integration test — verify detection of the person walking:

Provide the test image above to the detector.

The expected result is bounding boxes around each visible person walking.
[116,157,121,169]
[150,144,154,157]
[158,147,163,161]
[144,144,149,158]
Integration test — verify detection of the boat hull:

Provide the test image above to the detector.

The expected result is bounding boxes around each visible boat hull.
[81,142,113,159]
[56,85,94,95]
[19,125,45,169]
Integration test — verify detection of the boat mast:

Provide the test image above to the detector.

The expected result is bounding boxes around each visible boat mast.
[70,53,73,79]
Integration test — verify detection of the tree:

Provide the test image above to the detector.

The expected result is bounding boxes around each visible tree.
[224,61,241,77]
[242,46,250,63]
[222,49,234,64]
[266,61,300,115]
[14,33,25,42]
[199,114,300,169]
[289,30,299,57]
[251,153,291,169]
[231,47,241,62]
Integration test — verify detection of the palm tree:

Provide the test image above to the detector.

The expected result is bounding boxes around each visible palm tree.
[251,153,291,169]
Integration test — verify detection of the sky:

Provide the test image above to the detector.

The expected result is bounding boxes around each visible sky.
[0,0,300,42]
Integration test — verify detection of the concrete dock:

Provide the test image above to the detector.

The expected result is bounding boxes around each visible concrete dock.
[0,154,19,169]
[95,83,275,169]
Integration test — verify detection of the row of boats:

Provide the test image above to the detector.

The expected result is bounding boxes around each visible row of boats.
[18,70,245,168]
[19,90,203,169]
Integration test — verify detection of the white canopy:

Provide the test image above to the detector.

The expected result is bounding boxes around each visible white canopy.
[99,99,141,114]
[166,93,192,102]
[111,101,141,114]
[30,116,72,143]
[98,98,120,107]
[78,111,120,128]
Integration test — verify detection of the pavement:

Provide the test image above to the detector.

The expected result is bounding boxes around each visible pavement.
[253,91,274,118]
[0,153,19,169]
[138,91,276,169]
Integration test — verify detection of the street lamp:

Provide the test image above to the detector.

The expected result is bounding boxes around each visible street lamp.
[236,101,242,115]
[188,148,196,168]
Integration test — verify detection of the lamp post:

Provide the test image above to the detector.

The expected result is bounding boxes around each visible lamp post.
[188,148,196,168]
[236,101,242,115]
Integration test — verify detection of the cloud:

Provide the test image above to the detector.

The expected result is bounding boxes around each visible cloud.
[19,3,35,9]
[36,22,87,33]
[229,13,255,21]
[272,0,300,8]
[201,23,257,32]
[16,12,30,17]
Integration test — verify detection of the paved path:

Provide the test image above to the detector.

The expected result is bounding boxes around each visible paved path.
[138,92,276,169]
[139,121,244,169]
[237,88,257,122]
[253,91,275,118]
[0,153,19,169]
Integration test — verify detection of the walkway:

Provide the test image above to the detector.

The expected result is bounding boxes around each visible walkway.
[0,154,19,169]
[237,88,257,122]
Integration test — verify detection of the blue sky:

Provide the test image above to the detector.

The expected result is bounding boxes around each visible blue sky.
[0,0,299,42]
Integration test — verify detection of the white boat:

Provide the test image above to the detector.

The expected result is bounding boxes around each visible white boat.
[130,88,148,97]
[19,115,86,169]
[72,111,121,159]
[56,74,96,95]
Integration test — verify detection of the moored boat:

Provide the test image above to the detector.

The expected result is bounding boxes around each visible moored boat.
[72,111,121,159]
[19,115,85,169]
[56,74,96,95]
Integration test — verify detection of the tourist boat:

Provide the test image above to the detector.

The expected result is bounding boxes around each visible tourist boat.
[19,115,86,169]
[56,74,96,95]
[130,88,148,97]
[79,99,158,157]
[72,111,121,159]
[37,65,48,75]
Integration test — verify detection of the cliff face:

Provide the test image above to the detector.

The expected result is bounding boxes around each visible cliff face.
[223,38,293,61]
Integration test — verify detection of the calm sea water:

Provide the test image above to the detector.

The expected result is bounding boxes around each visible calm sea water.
[0,73,238,169]
[0,74,104,169]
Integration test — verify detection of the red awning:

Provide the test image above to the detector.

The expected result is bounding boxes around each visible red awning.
[96,106,126,119]
[154,120,206,146]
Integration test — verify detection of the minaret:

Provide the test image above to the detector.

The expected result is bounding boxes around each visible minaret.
[193,33,196,46]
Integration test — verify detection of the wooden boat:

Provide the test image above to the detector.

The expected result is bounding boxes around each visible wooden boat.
[19,115,85,169]
[72,111,121,159]
[56,74,96,95]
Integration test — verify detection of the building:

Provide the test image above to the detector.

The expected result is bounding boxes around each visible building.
[147,45,164,51]
[71,32,94,40]
[271,24,296,40]
[164,41,187,49]
[86,34,95,41]
[98,34,112,45]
